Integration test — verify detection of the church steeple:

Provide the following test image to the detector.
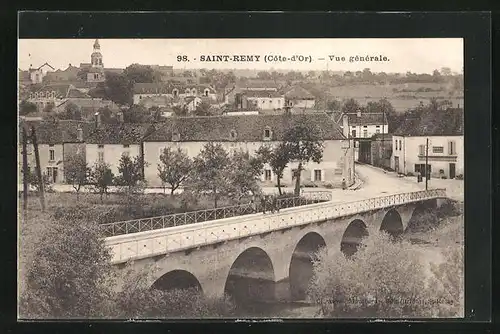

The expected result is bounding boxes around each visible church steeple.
[91,39,103,68]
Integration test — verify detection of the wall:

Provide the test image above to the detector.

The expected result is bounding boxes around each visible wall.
[62,143,86,182]
[86,143,141,176]
[18,143,64,183]
[392,135,463,178]
[287,99,315,109]
[370,138,392,169]
[247,97,285,110]
[347,124,388,139]
[143,140,354,188]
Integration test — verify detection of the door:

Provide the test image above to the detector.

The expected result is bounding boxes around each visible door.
[394,156,399,173]
[449,163,456,179]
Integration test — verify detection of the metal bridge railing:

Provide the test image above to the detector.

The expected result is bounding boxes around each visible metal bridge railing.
[100,191,333,237]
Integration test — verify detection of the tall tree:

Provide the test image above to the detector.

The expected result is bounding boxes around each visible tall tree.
[64,152,90,200]
[59,102,82,120]
[193,101,212,116]
[123,64,156,83]
[256,142,290,195]
[227,149,264,201]
[89,162,114,202]
[115,154,146,194]
[123,105,151,123]
[283,119,325,196]
[191,142,230,208]
[103,72,133,106]
[157,147,193,195]
[341,98,361,115]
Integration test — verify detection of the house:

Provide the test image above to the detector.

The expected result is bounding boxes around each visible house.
[18,69,32,87]
[43,64,80,82]
[184,96,202,112]
[28,84,95,111]
[236,80,280,91]
[243,90,285,110]
[18,120,93,184]
[284,86,316,108]
[391,108,463,179]
[28,63,55,84]
[85,115,155,176]
[133,83,217,105]
[142,114,355,188]
[337,111,389,162]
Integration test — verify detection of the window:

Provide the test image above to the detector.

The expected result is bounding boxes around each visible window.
[173,89,179,97]
[192,89,197,95]
[46,167,58,183]
[376,125,380,128]
[314,169,322,181]
[264,128,271,139]
[98,151,104,162]
[49,149,55,161]
[432,146,444,153]
[419,144,425,155]
[265,170,272,181]
[230,130,237,140]
[351,130,356,138]
[399,140,402,150]
[123,144,130,148]
[204,89,209,97]
[448,140,456,155]
[98,144,104,149]
[291,169,298,180]
[363,125,368,128]
[363,130,368,138]
[172,132,180,141]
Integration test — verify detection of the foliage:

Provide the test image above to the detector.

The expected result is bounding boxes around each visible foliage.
[43,102,55,113]
[193,101,213,116]
[19,100,38,116]
[102,72,133,106]
[341,98,361,114]
[123,104,152,123]
[157,147,193,195]
[89,162,114,202]
[123,64,157,84]
[227,149,264,200]
[326,99,342,111]
[23,166,52,193]
[115,154,147,195]
[96,107,119,125]
[18,208,115,319]
[58,102,82,121]
[308,232,433,318]
[283,117,324,195]
[64,152,90,199]
[455,174,463,180]
[256,142,290,195]
[172,105,188,117]
[77,67,90,81]
[191,142,231,208]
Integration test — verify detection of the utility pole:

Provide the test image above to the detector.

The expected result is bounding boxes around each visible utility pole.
[31,126,46,211]
[425,137,429,191]
[21,126,29,213]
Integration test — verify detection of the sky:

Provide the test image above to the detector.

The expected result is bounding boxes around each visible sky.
[18,38,463,74]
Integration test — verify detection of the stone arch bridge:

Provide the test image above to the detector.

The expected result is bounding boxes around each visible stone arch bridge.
[105,189,447,304]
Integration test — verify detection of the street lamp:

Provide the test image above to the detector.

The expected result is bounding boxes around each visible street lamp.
[425,137,429,190]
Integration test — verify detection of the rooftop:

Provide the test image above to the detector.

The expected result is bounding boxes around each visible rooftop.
[343,112,388,126]
[243,90,284,98]
[19,120,94,144]
[86,123,156,145]
[144,113,345,142]
[284,86,315,99]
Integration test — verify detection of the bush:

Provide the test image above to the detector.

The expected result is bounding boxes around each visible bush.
[406,209,439,233]
[441,176,447,179]
[324,183,334,189]
[437,199,462,218]
[308,232,434,318]
[406,172,415,177]
[455,174,464,180]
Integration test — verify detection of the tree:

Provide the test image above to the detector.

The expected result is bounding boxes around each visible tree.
[172,105,188,117]
[193,101,212,116]
[440,67,452,76]
[59,102,82,121]
[341,98,361,115]
[327,99,342,112]
[123,105,151,123]
[432,69,441,77]
[307,70,316,79]
[19,100,38,116]
[283,118,324,196]
[64,153,90,200]
[103,72,133,106]
[19,208,115,318]
[227,149,264,201]
[115,154,146,195]
[97,107,119,124]
[123,64,156,84]
[89,162,114,202]
[157,147,193,195]
[191,142,231,208]
[43,102,55,113]
[257,71,272,80]
[256,142,290,195]
[182,71,193,77]
[23,166,51,192]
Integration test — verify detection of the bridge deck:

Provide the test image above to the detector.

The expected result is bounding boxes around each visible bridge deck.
[105,189,447,264]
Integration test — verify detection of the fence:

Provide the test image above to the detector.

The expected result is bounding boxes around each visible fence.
[100,191,333,237]
[105,188,447,264]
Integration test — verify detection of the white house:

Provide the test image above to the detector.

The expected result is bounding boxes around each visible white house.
[28,62,55,84]
[142,114,355,188]
[85,116,155,176]
[244,90,286,110]
[28,83,92,111]
[391,108,464,179]
[133,83,216,105]
[284,86,316,109]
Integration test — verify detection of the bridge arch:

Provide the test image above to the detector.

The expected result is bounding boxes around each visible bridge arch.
[380,209,404,239]
[289,232,326,300]
[151,269,203,293]
[406,201,439,233]
[224,247,275,310]
[341,219,369,257]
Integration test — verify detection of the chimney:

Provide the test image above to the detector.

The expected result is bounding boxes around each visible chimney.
[342,114,349,138]
[117,111,124,123]
[94,112,101,127]
[357,110,362,118]
[69,63,72,67]
[77,127,83,141]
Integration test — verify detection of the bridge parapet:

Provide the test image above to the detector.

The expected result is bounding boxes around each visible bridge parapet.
[100,191,333,237]
[105,189,446,264]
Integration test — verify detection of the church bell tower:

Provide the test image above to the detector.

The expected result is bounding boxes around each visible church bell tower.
[91,39,103,68]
